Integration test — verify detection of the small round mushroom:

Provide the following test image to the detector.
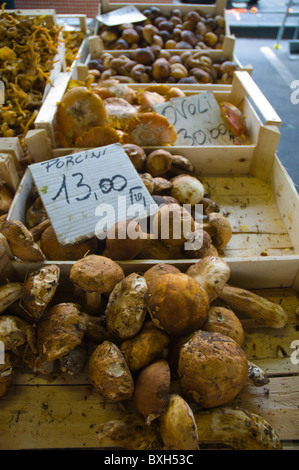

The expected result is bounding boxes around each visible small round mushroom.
[145,272,209,336]
[21,265,60,322]
[202,197,220,215]
[139,173,155,194]
[70,255,124,316]
[186,256,231,303]
[152,202,195,247]
[170,175,205,205]
[182,229,212,259]
[146,149,173,177]
[153,177,173,194]
[176,330,248,408]
[143,263,181,286]
[122,143,147,172]
[168,154,194,175]
[202,212,232,250]
[134,359,171,425]
[201,305,245,346]
[106,219,144,261]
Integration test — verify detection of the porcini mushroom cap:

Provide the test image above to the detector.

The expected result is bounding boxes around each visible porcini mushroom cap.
[106,219,144,260]
[145,272,209,336]
[170,175,205,205]
[40,225,97,260]
[153,202,195,247]
[207,212,232,249]
[70,254,124,294]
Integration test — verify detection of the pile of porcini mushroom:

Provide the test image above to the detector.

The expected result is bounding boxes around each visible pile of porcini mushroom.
[0,254,288,449]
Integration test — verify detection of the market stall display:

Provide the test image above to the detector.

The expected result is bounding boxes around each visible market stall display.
[0,1,298,452]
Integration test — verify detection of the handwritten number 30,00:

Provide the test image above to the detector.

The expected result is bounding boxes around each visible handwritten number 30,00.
[52,173,128,204]
[177,123,228,146]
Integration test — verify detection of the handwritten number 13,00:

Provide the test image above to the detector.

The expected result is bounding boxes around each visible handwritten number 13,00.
[51,172,128,204]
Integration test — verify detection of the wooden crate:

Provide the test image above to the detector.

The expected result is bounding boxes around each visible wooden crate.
[97,0,235,57]
[6,148,299,289]
[56,14,89,80]
[72,43,253,85]
[32,70,280,152]
[0,260,298,450]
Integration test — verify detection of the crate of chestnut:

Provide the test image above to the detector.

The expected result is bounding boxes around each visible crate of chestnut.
[96,0,235,57]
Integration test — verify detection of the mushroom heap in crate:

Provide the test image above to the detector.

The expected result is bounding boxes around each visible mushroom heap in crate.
[0,143,234,263]
[0,255,287,450]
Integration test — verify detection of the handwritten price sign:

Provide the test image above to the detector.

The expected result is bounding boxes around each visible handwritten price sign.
[153,92,234,147]
[96,6,147,26]
[29,143,157,245]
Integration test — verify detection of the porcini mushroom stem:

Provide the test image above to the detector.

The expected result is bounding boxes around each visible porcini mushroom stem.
[85,292,102,316]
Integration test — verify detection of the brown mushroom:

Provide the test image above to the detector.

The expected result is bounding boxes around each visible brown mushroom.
[88,340,134,401]
[134,359,171,425]
[176,330,248,408]
[202,212,232,249]
[143,263,181,286]
[69,254,124,316]
[122,143,146,172]
[139,173,155,194]
[0,185,13,216]
[153,177,173,194]
[146,149,173,177]
[40,225,97,261]
[37,303,87,362]
[106,219,144,261]
[0,219,45,262]
[145,272,209,336]
[152,202,195,247]
[170,174,205,205]
[201,305,245,346]
[21,265,60,323]
[0,282,23,314]
[159,394,199,450]
[182,229,212,259]
[105,273,148,339]
[120,320,170,372]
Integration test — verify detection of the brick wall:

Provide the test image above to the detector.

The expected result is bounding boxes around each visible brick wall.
[14,0,174,18]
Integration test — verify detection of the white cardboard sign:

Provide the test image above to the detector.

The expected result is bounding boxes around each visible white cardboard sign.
[29,143,157,245]
[153,92,234,147]
[96,6,146,26]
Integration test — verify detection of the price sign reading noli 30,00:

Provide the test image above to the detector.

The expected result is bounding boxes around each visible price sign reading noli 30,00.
[29,143,157,245]
[153,91,234,147]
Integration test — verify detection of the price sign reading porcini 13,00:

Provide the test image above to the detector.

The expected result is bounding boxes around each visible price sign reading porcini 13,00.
[29,143,157,245]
